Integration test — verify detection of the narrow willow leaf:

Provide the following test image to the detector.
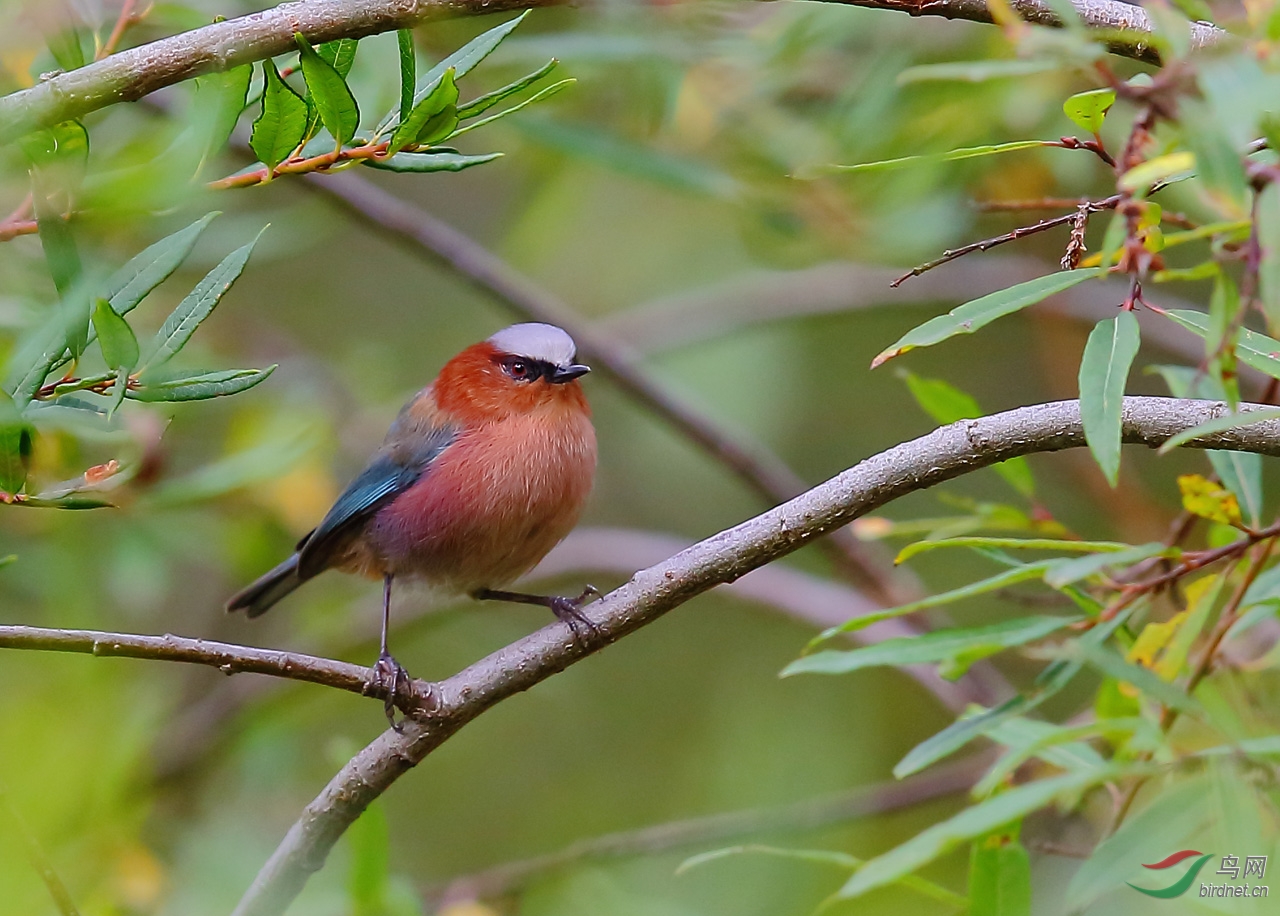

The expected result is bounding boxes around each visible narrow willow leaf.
[811,561,1060,645]
[1257,184,1280,328]
[31,175,89,361]
[192,64,252,170]
[92,299,138,371]
[838,767,1130,900]
[975,718,1124,798]
[894,611,1133,778]
[678,846,969,908]
[251,59,309,172]
[377,11,530,135]
[127,367,276,402]
[448,79,574,139]
[969,835,1032,916]
[1166,309,1280,381]
[364,151,502,173]
[317,37,359,78]
[897,59,1061,84]
[1042,542,1171,588]
[17,120,89,172]
[1118,152,1196,191]
[16,495,112,509]
[48,25,86,71]
[1078,312,1140,486]
[805,140,1051,177]
[139,228,267,372]
[896,537,1132,564]
[104,212,219,317]
[1157,407,1280,453]
[1052,642,1205,715]
[458,59,559,119]
[0,392,33,494]
[387,68,458,155]
[295,33,360,147]
[783,616,1079,679]
[396,29,415,125]
[106,368,129,419]
[902,372,1034,497]
[1066,777,1210,910]
[1062,88,1115,133]
[871,271,1093,368]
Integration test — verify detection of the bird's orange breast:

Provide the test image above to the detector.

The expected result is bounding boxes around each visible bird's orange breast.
[362,405,597,593]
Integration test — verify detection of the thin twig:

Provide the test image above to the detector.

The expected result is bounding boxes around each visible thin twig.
[98,0,140,61]
[227,396,1280,916]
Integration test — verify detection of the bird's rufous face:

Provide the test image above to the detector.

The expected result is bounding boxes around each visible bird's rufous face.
[434,342,591,420]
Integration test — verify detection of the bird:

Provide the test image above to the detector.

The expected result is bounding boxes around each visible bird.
[226,322,598,725]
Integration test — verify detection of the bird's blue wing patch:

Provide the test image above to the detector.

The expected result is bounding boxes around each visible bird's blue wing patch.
[296,425,455,579]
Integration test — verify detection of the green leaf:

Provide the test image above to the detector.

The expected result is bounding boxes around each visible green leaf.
[871,271,1093,368]
[783,616,1079,679]
[1062,88,1115,134]
[387,68,458,155]
[92,299,138,371]
[1257,184,1280,329]
[396,29,415,125]
[295,33,360,148]
[806,140,1051,177]
[377,11,530,135]
[251,59,309,172]
[104,212,220,318]
[811,561,1061,644]
[896,537,1132,565]
[1166,309,1280,382]
[48,25,86,71]
[458,59,559,119]
[17,120,89,172]
[1065,777,1209,909]
[902,372,1035,497]
[1078,312,1140,486]
[191,65,252,170]
[898,59,1063,84]
[837,767,1130,900]
[678,845,969,909]
[1118,152,1196,192]
[448,78,574,139]
[1157,407,1280,454]
[127,367,276,402]
[893,611,1133,777]
[31,174,89,361]
[0,392,34,494]
[970,835,1032,916]
[363,150,502,173]
[317,38,359,79]
[1054,641,1205,715]
[975,718,1122,798]
[1042,542,1171,588]
[139,228,266,372]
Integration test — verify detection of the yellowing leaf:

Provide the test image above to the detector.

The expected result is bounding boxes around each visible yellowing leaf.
[1178,473,1243,526]
[1128,611,1187,668]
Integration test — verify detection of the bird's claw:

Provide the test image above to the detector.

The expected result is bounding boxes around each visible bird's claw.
[372,651,412,732]
[550,584,602,640]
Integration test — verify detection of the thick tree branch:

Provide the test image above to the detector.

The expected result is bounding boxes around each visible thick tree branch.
[231,396,1280,916]
[0,0,1224,147]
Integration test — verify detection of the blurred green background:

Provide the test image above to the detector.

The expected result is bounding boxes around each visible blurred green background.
[0,1,1261,914]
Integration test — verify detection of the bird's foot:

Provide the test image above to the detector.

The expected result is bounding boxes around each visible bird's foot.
[549,584,602,640]
[372,650,412,732]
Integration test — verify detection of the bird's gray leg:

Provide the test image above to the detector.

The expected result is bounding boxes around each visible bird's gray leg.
[473,585,602,638]
[372,573,411,730]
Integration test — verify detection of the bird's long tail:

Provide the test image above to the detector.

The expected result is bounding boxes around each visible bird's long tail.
[226,553,303,618]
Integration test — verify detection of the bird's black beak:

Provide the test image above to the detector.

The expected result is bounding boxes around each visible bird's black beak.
[550,363,591,384]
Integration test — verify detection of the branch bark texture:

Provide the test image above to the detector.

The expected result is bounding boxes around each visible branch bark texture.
[0,0,1224,144]
[231,396,1280,916]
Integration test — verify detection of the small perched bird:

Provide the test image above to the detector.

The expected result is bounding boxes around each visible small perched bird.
[227,323,598,722]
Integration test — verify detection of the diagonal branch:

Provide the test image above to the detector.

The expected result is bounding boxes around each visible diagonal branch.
[231,396,1280,916]
[0,0,1224,145]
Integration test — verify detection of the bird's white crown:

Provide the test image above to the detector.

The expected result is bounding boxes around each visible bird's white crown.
[488,323,578,367]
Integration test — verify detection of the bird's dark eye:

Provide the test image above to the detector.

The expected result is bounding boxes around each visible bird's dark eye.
[501,357,541,381]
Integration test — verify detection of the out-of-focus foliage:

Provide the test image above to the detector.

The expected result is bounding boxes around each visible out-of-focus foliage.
[4,1,1280,915]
